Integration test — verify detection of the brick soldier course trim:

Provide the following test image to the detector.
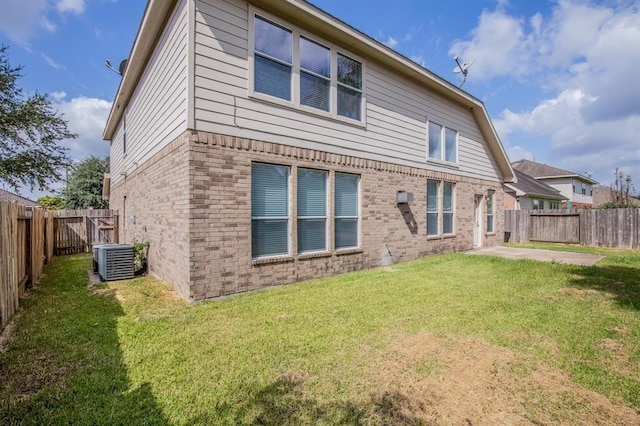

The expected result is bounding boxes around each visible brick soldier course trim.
[111,130,504,301]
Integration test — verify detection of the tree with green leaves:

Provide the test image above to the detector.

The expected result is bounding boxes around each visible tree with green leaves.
[62,156,109,209]
[0,45,75,190]
[37,195,66,210]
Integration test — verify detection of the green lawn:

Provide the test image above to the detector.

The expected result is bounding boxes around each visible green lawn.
[1,245,639,424]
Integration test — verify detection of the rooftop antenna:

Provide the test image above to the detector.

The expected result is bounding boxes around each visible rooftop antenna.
[453,55,474,88]
[104,59,128,76]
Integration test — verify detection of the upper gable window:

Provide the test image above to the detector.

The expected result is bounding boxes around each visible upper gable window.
[337,54,363,121]
[251,12,364,124]
[254,16,293,101]
[300,37,331,111]
[427,122,457,164]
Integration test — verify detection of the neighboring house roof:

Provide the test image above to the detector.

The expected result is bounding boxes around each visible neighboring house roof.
[0,189,41,207]
[102,0,516,184]
[593,185,640,206]
[505,170,567,200]
[511,159,598,184]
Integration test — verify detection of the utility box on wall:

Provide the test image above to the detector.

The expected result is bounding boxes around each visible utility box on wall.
[396,190,414,204]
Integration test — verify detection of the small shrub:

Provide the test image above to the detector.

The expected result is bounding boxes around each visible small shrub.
[133,240,150,275]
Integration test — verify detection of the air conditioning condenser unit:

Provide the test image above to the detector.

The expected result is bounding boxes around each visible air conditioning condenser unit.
[98,244,134,281]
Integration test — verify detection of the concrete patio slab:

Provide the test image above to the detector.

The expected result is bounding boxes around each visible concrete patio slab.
[468,246,603,266]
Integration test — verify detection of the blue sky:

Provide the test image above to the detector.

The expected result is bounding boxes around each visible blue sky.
[1,0,638,199]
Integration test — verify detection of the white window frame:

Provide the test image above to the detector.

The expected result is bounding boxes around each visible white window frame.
[122,114,127,156]
[427,180,456,237]
[427,179,440,237]
[299,36,331,113]
[251,162,292,259]
[549,200,561,210]
[297,168,329,254]
[532,199,545,210]
[426,121,458,165]
[486,190,494,234]
[334,172,361,250]
[249,8,366,126]
[443,182,455,235]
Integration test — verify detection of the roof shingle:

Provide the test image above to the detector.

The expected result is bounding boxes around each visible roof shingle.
[511,159,597,184]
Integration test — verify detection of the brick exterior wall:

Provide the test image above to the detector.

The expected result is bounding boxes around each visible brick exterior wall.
[110,132,192,299]
[111,131,505,302]
[504,190,517,210]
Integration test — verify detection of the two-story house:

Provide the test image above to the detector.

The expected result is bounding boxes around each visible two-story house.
[504,169,567,210]
[511,160,597,209]
[103,0,515,301]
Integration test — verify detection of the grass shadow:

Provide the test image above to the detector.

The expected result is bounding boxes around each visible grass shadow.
[189,372,428,425]
[566,264,640,310]
[0,255,168,425]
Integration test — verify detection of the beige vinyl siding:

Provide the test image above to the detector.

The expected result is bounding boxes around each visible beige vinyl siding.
[193,0,501,182]
[111,0,189,185]
[110,120,125,180]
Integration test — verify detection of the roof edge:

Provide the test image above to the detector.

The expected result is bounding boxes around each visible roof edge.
[535,175,598,184]
[102,0,516,184]
[103,0,178,140]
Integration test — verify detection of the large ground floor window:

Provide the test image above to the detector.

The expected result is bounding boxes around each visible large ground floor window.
[252,162,360,259]
[427,179,455,237]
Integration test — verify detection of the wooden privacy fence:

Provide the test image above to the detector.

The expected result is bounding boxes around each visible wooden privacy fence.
[505,208,640,248]
[52,209,119,255]
[1,202,53,330]
[1,204,119,330]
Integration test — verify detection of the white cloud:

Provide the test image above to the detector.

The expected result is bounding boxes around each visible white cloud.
[51,91,67,101]
[449,9,532,80]
[505,145,535,163]
[53,96,112,161]
[410,54,426,67]
[495,89,595,136]
[0,0,86,42]
[56,0,85,14]
[0,0,49,42]
[41,53,63,69]
[454,1,640,184]
[41,16,57,34]
[385,36,399,49]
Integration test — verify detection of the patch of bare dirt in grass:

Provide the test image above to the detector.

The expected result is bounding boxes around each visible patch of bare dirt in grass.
[599,338,633,376]
[365,332,639,425]
[506,331,560,358]
[557,287,600,297]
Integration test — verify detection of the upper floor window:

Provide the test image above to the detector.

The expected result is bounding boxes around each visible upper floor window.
[300,37,330,112]
[254,16,293,101]
[337,54,362,121]
[123,115,127,155]
[581,182,586,195]
[428,122,457,164]
[252,13,364,123]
